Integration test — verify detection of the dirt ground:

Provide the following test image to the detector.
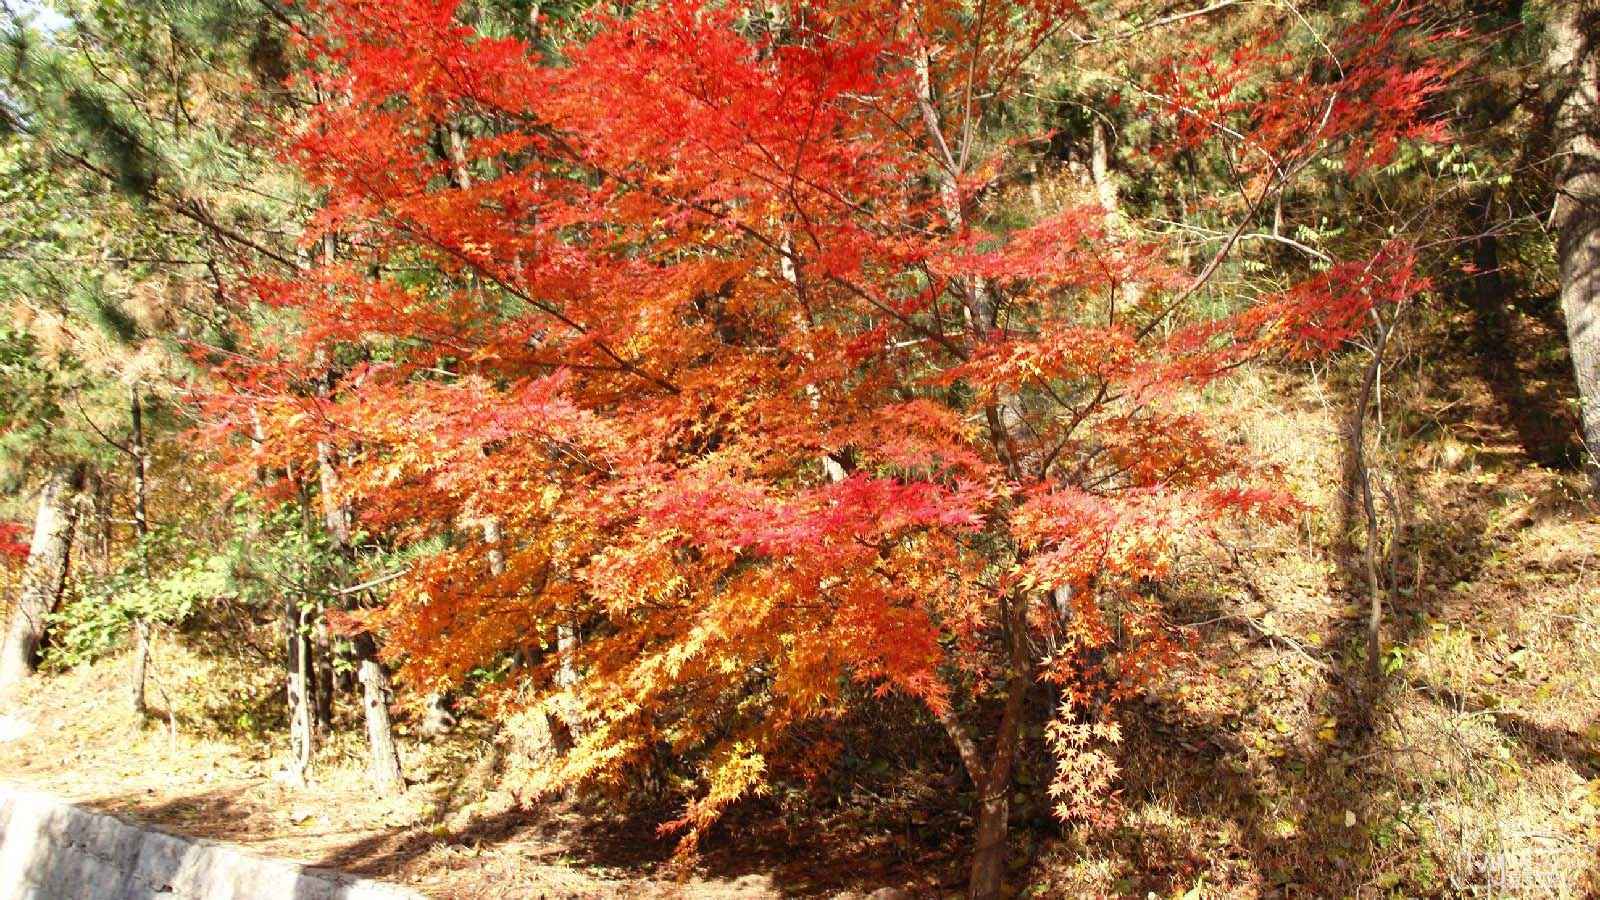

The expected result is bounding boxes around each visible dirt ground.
[0,667,826,898]
[2,312,1600,898]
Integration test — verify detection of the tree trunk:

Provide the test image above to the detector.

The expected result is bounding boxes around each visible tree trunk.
[910,44,1032,896]
[312,622,335,731]
[968,593,1031,900]
[1090,119,1144,313]
[314,423,343,735]
[938,664,1028,900]
[286,592,314,782]
[542,614,582,755]
[92,473,112,577]
[933,593,1033,900]
[129,619,150,715]
[356,634,404,790]
[1347,314,1394,689]
[419,515,502,738]
[318,421,403,794]
[1550,2,1600,490]
[0,465,85,690]
[410,130,468,740]
[309,235,352,735]
[265,414,313,783]
[129,385,150,717]
[1458,191,1580,468]
[968,774,1014,900]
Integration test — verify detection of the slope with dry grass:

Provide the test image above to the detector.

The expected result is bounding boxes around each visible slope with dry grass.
[0,309,1596,899]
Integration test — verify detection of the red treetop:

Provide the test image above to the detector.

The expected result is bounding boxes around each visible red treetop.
[205,0,1446,848]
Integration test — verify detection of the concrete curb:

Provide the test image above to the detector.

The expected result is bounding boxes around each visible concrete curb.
[0,783,423,900]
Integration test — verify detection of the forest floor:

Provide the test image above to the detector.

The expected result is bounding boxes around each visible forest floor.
[0,662,796,898]
[1,311,1599,898]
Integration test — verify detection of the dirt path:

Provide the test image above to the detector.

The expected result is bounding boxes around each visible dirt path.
[0,665,807,899]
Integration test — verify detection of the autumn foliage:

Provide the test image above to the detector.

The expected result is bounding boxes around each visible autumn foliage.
[0,522,26,561]
[199,0,1448,885]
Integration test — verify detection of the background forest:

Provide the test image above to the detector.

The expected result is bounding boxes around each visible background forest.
[0,0,1597,897]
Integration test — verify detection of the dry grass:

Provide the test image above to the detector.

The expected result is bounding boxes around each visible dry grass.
[1027,328,1600,897]
[1,314,1598,898]
[0,646,800,898]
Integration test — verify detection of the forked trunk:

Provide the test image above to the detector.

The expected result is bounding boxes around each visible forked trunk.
[0,465,85,690]
[966,641,1029,899]
[935,595,1033,900]
[1348,315,1393,689]
[911,37,1031,898]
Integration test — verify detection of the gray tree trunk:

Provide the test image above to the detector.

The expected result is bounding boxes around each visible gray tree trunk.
[317,418,403,794]
[260,412,313,783]
[415,136,478,741]
[1091,119,1144,313]
[0,466,85,690]
[313,408,343,734]
[357,634,404,790]
[130,385,151,716]
[1551,2,1600,489]
[286,592,315,783]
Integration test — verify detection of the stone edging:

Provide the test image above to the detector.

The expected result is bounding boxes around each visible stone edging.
[0,783,423,900]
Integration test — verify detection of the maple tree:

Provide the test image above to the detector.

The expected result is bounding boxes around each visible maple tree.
[199,0,1450,893]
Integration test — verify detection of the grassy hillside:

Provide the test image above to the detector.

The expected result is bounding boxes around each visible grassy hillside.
[1,304,1595,898]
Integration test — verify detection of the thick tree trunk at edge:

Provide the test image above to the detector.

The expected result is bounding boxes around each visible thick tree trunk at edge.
[1551,3,1600,489]
[357,634,404,790]
[0,465,85,691]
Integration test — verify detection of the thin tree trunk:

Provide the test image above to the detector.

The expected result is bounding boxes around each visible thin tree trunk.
[912,46,1022,477]
[93,473,112,577]
[0,465,85,690]
[482,516,505,576]
[317,403,403,793]
[1090,119,1121,232]
[911,42,1032,897]
[1348,314,1393,688]
[1090,119,1145,313]
[313,417,343,734]
[418,516,501,737]
[447,129,570,750]
[263,413,313,782]
[129,385,150,717]
[1550,2,1600,489]
[414,135,481,740]
[547,617,581,754]
[286,590,315,782]
[311,621,335,731]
